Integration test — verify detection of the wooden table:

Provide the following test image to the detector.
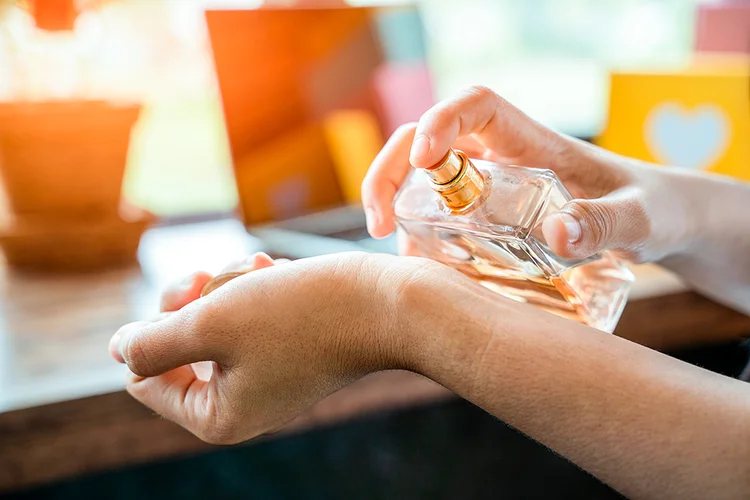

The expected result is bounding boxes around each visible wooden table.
[1,210,749,494]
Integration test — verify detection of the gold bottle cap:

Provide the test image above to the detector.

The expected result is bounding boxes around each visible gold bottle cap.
[424,149,485,211]
[425,149,464,185]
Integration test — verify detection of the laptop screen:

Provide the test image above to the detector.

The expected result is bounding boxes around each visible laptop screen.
[205,5,431,226]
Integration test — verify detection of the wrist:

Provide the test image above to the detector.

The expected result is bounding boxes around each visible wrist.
[346,253,439,374]
[644,165,747,265]
[637,165,700,260]
[391,260,505,390]
[588,145,701,262]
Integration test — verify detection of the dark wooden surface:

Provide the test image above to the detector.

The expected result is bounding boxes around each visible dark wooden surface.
[617,290,750,351]
[0,371,451,494]
[0,217,748,494]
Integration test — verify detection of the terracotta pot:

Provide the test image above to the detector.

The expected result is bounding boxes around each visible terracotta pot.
[31,0,79,31]
[0,100,141,216]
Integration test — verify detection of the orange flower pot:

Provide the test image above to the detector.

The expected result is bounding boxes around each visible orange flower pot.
[30,0,79,31]
[0,100,141,217]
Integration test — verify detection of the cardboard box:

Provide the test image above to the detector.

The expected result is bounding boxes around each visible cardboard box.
[323,110,384,204]
[596,66,750,182]
[695,1,750,54]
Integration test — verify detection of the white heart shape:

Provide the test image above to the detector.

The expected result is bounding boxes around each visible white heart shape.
[644,102,730,170]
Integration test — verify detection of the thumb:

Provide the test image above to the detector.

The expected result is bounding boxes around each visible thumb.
[541,188,648,259]
[111,308,225,377]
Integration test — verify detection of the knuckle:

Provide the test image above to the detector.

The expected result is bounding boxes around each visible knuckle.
[173,301,223,358]
[122,331,155,376]
[570,201,614,250]
[393,122,417,139]
[628,191,651,232]
[198,421,241,446]
[618,188,652,251]
[628,187,649,218]
[199,405,243,446]
[419,102,444,124]
[189,299,223,339]
[420,105,458,136]
[464,84,496,101]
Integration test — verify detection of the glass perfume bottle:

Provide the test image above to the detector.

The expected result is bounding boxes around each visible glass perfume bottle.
[393,149,635,333]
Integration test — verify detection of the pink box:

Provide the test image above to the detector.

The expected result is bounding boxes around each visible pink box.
[371,62,436,137]
[695,1,750,53]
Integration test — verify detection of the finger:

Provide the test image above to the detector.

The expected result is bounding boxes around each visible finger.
[451,135,492,160]
[200,253,278,297]
[160,272,214,313]
[109,314,172,362]
[409,85,563,170]
[126,365,211,435]
[191,360,215,382]
[220,252,275,274]
[361,123,417,239]
[542,187,649,259]
[111,309,226,377]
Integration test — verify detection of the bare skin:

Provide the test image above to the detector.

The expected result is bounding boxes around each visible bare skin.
[111,86,750,499]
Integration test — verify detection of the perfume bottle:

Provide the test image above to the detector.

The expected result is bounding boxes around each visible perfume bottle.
[393,149,635,333]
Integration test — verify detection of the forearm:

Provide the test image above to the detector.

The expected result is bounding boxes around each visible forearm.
[574,138,750,316]
[406,278,750,499]
[658,168,750,315]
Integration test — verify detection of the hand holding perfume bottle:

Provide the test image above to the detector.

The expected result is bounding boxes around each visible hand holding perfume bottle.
[392,148,635,332]
[362,85,707,331]
[363,85,691,265]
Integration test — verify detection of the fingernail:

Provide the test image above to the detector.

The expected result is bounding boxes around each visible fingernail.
[365,207,381,236]
[109,332,124,363]
[410,134,431,163]
[251,252,275,270]
[558,214,581,243]
[110,321,151,364]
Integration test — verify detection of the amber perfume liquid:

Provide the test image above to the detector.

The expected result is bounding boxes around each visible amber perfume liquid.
[393,150,634,333]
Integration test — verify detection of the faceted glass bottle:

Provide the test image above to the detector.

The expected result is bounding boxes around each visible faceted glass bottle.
[393,149,635,333]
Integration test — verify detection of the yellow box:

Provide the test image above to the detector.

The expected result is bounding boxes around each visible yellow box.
[323,110,384,204]
[596,62,750,182]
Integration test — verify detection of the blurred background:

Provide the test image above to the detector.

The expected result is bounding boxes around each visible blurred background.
[0,0,723,221]
[0,0,749,498]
